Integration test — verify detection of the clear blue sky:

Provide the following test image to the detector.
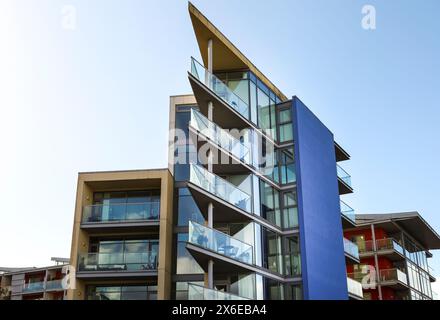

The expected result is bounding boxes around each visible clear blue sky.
[1,0,439,293]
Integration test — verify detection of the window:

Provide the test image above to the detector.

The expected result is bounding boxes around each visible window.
[282,191,298,229]
[263,228,282,274]
[277,108,293,143]
[283,236,301,276]
[92,190,160,221]
[279,147,296,184]
[176,233,204,275]
[260,181,281,227]
[176,188,204,226]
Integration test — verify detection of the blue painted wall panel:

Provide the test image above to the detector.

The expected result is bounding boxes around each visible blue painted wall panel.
[292,97,348,300]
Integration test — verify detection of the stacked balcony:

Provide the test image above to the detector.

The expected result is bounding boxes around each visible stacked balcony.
[77,249,158,279]
[378,268,408,290]
[188,283,250,300]
[358,238,405,261]
[337,164,353,194]
[343,238,360,264]
[189,57,250,130]
[346,277,363,300]
[189,108,252,172]
[186,221,255,275]
[187,164,252,223]
[81,201,160,231]
[340,200,356,228]
[23,281,45,294]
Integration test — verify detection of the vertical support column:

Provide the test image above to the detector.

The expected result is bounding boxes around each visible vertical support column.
[207,39,213,73]
[371,224,382,300]
[207,98,214,290]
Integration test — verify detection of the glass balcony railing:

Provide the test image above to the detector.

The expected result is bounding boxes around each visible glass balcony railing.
[340,200,355,224]
[376,238,404,256]
[23,281,45,293]
[188,221,253,265]
[188,283,250,300]
[347,277,363,298]
[337,164,352,187]
[190,109,251,165]
[379,268,407,285]
[82,202,160,223]
[45,279,64,291]
[77,251,158,272]
[343,238,360,260]
[357,238,404,256]
[189,164,251,213]
[190,57,249,119]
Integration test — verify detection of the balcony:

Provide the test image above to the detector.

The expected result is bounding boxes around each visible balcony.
[188,164,252,223]
[343,238,360,263]
[188,221,253,264]
[337,164,353,194]
[347,277,363,300]
[379,268,408,290]
[81,202,160,231]
[188,283,250,300]
[189,108,252,171]
[23,281,45,294]
[77,251,158,278]
[188,57,251,130]
[45,279,64,291]
[358,238,405,261]
[340,200,356,228]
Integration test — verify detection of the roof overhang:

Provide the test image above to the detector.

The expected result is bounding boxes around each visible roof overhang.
[188,2,287,101]
[356,212,440,250]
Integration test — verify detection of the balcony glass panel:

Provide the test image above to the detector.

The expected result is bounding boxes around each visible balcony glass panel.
[340,200,355,223]
[188,283,250,300]
[189,164,251,212]
[343,238,360,259]
[357,240,374,254]
[190,57,249,119]
[337,164,352,187]
[82,202,160,223]
[23,281,45,293]
[190,109,251,165]
[376,238,404,255]
[77,251,158,272]
[188,221,253,264]
[45,280,64,291]
[379,268,408,284]
[347,277,363,298]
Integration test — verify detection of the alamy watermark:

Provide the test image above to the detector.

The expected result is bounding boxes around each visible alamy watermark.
[362,5,376,30]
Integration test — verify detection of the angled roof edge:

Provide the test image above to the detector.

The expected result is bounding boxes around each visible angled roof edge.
[188,2,288,102]
[356,212,440,250]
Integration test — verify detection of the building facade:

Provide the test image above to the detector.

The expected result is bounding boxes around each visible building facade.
[0,259,68,300]
[67,169,173,300]
[63,3,438,301]
[345,213,440,300]
[166,3,361,300]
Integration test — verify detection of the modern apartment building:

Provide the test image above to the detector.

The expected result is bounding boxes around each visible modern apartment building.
[67,169,173,300]
[64,3,438,301]
[345,212,440,300]
[0,258,69,300]
[166,3,360,300]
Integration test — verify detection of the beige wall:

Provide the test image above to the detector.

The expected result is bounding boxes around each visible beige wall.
[67,168,174,300]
